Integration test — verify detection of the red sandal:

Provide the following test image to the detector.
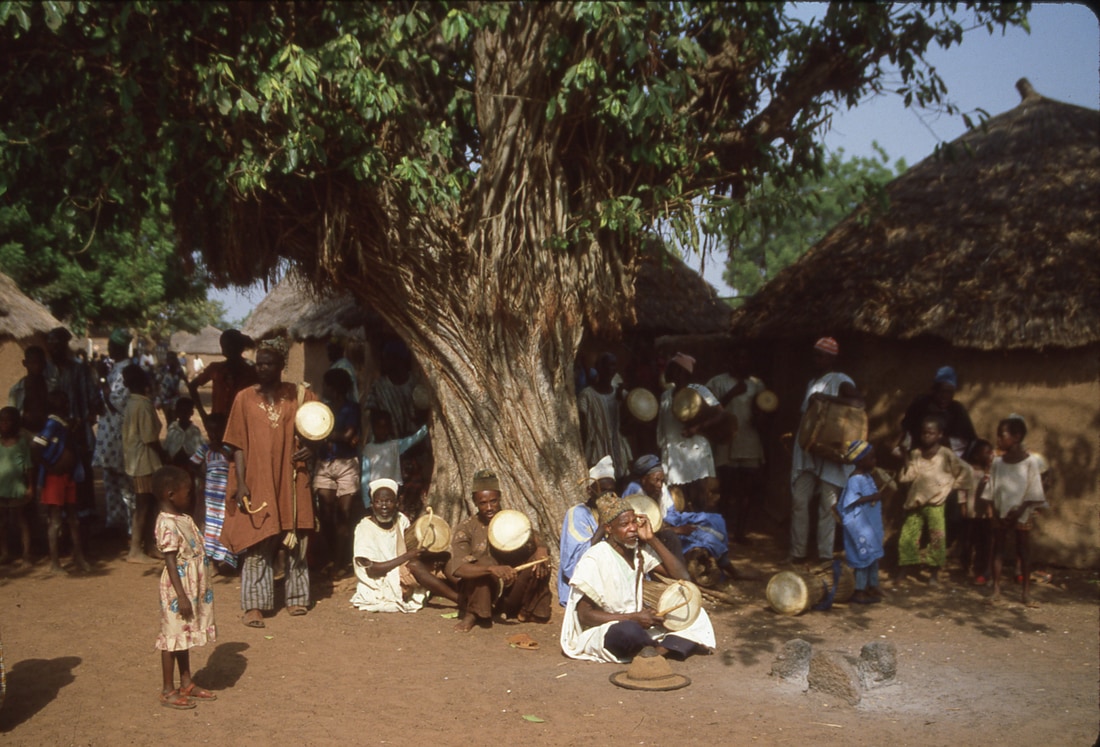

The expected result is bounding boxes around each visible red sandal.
[180,682,218,701]
[160,689,196,710]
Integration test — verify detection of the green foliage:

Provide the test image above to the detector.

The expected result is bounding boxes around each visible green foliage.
[0,2,1029,272]
[721,144,907,299]
[0,199,223,336]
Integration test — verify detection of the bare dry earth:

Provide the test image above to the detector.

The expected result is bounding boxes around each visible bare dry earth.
[1,533,1097,747]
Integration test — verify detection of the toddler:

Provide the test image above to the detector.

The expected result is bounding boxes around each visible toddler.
[839,439,884,603]
[895,415,968,586]
[153,465,217,709]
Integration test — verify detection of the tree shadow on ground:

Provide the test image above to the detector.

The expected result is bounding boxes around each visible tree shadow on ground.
[192,642,250,691]
[0,656,81,732]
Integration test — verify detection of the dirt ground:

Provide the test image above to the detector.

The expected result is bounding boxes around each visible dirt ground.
[2,522,1097,747]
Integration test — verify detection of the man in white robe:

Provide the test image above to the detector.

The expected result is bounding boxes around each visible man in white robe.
[561,493,715,663]
[351,479,456,612]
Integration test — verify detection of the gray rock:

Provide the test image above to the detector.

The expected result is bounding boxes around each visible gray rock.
[807,650,862,705]
[858,641,898,689]
[770,638,813,681]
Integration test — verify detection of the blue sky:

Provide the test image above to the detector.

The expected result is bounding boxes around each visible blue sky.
[212,3,1100,321]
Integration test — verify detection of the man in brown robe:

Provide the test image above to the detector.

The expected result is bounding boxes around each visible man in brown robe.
[222,339,317,628]
[447,469,551,632]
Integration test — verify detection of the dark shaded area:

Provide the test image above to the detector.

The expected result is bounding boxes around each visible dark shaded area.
[0,656,81,732]
[192,642,249,691]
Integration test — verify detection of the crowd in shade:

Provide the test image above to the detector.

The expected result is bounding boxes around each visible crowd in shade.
[1,326,1051,704]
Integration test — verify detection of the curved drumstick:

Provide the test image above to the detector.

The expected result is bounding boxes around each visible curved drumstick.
[242,494,268,515]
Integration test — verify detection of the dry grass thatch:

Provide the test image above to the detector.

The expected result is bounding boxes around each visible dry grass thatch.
[0,271,63,340]
[170,325,224,355]
[731,79,1100,351]
[630,245,732,335]
[242,271,379,342]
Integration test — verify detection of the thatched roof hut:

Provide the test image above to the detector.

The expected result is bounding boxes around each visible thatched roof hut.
[630,245,732,336]
[241,272,384,397]
[242,272,377,342]
[0,271,62,341]
[732,78,1099,350]
[0,271,64,405]
[729,80,1100,568]
[170,325,224,356]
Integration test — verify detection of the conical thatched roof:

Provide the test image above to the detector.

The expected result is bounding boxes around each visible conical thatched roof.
[170,325,224,355]
[0,271,63,340]
[630,245,732,335]
[242,272,378,342]
[731,79,1100,351]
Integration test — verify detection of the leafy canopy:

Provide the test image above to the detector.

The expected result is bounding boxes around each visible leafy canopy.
[0,2,1029,322]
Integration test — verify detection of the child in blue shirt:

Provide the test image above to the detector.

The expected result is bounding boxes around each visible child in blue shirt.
[839,439,884,604]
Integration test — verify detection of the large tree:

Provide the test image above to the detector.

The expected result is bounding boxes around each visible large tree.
[0,2,1027,542]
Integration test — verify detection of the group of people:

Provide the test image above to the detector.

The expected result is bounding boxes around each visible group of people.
[2,325,1055,709]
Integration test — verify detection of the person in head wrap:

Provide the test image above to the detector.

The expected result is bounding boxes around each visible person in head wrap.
[788,337,863,566]
[895,365,977,561]
[897,366,977,459]
[446,469,551,632]
[221,334,318,627]
[556,456,616,606]
[350,478,457,613]
[624,454,751,583]
[838,440,885,603]
[560,492,715,663]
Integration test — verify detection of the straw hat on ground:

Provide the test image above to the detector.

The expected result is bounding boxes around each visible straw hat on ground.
[609,647,691,691]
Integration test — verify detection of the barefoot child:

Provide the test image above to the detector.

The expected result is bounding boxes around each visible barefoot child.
[31,392,91,573]
[988,417,1048,608]
[962,439,994,585]
[0,407,33,566]
[153,465,217,709]
[895,416,968,586]
[189,413,237,573]
[839,440,884,603]
[123,365,166,563]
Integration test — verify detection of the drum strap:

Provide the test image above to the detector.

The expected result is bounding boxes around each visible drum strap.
[812,559,843,612]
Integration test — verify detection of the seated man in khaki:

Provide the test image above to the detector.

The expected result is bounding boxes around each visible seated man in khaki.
[447,469,551,632]
[351,479,457,612]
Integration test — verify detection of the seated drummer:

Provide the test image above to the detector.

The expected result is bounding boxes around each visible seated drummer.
[560,493,715,662]
[624,454,749,583]
[556,456,617,606]
[351,479,457,613]
[446,469,551,632]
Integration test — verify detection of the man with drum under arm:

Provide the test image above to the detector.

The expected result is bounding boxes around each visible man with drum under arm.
[560,493,714,663]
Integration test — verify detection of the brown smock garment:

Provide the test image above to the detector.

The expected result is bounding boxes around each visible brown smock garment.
[221,383,317,554]
[446,515,551,622]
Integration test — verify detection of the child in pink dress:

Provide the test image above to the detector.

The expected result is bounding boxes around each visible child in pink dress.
[153,465,217,709]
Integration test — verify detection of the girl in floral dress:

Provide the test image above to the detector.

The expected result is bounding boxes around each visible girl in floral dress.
[153,465,217,709]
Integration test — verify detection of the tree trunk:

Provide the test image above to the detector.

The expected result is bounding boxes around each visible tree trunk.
[331,5,624,552]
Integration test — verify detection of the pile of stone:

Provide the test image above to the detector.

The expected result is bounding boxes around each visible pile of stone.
[770,638,897,705]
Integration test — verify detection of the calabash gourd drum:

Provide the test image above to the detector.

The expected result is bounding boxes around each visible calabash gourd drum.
[797,393,867,462]
[642,579,703,632]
